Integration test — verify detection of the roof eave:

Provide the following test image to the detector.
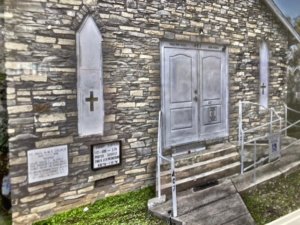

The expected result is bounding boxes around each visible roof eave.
[263,0,300,43]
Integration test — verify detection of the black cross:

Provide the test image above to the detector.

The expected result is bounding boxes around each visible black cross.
[85,91,98,112]
[209,107,217,122]
[260,83,266,95]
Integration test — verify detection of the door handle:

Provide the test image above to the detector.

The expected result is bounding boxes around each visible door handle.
[194,96,198,102]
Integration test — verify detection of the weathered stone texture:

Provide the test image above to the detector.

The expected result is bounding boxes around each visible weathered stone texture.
[4,0,289,224]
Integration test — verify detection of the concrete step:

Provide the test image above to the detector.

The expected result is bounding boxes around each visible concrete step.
[161,143,237,170]
[149,180,255,225]
[173,194,254,225]
[161,161,240,195]
[160,152,240,184]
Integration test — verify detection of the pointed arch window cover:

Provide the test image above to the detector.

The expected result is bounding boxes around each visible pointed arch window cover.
[259,41,269,109]
[77,16,104,136]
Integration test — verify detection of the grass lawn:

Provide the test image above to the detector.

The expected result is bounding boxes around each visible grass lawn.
[241,171,300,225]
[34,187,167,225]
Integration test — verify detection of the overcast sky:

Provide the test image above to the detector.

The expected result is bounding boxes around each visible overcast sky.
[274,0,300,23]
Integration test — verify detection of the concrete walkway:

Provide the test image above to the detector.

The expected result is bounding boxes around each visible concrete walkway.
[266,209,300,225]
[149,180,255,225]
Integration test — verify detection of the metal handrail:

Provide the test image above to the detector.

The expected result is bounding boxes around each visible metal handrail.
[284,103,300,114]
[239,101,300,183]
[239,101,282,176]
[156,111,177,217]
[243,118,281,134]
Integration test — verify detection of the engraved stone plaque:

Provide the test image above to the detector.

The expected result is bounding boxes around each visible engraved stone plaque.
[92,141,121,170]
[28,145,68,183]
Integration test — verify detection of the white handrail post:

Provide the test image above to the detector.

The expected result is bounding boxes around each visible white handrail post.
[270,108,273,136]
[171,158,177,217]
[285,104,288,136]
[253,140,257,183]
[241,131,244,175]
[238,100,242,146]
[156,111,161,198]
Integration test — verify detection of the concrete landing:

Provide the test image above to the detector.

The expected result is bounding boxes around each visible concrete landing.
[232,143,300,192]
[149,180,255,225]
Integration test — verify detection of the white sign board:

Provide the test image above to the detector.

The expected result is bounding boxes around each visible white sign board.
[92,141,121,170]
[28,145,68,183]
[269,133,281,161]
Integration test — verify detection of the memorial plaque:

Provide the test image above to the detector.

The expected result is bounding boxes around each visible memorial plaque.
[269,133,281,161]
[28,145,68,183]
[92,141,121,170]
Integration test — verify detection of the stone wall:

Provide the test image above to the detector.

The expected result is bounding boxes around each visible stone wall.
[0,0,4,73]
[5,0,289,224]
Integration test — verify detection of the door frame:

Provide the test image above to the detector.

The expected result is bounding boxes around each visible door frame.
[160,41,229,149]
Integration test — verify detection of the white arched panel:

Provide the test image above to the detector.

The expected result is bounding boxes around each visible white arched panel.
[259,41,269,109]
[77,16,104,136]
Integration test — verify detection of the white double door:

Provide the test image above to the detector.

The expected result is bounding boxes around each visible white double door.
[162,44,228,148]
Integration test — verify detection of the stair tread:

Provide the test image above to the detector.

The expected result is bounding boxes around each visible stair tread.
[161,161,241,190]
[161,152,239,176]
[161,144,237,167]
[173,143,236,160]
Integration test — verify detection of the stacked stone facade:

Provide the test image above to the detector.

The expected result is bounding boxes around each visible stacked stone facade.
[4,0,289,224]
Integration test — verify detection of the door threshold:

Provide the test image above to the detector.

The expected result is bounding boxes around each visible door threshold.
[172,146,206,157]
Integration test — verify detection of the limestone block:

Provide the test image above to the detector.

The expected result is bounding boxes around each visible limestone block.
[144,29,164,36]
[190,21,204,27]
[58,39,75,45]
[5,42,28,51]
[125,168,146,175]
[59,0,82,5]
[31,203,57,213]
[83,0,97,4]
[36,36,56,44]
[36,126,59,132]
[17,91,31,96]
[59,191,77,198]
[130,90,143,96]
[136,103,148,107]
[7,105,32,114]
[49,68,76,72]
[88,171,118,182]
[10,157,27,165]
[72,155,89,163]
[102,135,118,141]
[28,183,54,192]
[77,185,94,194]
[21,75,47,82]
[130,141,145,148]
[119,26,140,31]
[35,136,73,148]
[105,114,116,122]
[37,113,66,123]
[11,176,27,184]
[14,214,40,224]
[20,193,46,203]
[117,102,135,108]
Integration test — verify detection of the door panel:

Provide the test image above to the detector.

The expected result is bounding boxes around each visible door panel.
[200,50,227,138]
[170,55,193,103]
[164,48,198,147]
[202,56,222,101]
